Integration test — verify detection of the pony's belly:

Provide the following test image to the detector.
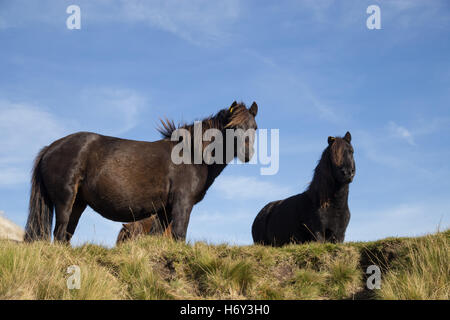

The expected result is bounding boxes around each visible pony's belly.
[93,205,154,222]
[86,197,162,222]
[80,183,168,223]
[267,211,316,245]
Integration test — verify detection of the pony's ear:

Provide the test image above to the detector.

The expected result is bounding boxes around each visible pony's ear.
[344,131,352,143]
[328,136,335,145]
[229,101,237,113]
[249,102,258,117]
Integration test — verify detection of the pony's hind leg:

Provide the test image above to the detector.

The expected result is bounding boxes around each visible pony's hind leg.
[65,196,87,242]
[53,184,82,242]
[53,203,71,242]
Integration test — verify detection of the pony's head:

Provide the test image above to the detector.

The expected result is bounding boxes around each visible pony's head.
[223,101,258,162]
[327,131,355,184]
[158,101,258,164]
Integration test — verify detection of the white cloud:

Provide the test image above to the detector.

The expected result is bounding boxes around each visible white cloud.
[0,0,240,46]
[79,87,146,135]
[245,50,343,124]
[0,100,69,186]
[298,0,336,23]
[347,202,449,242]
[0,167,29,186]
[357,130,404,168]
[212,175,291,201]
[383,0,450,29]
[0,101,67,152]
[290,0,450,29]
[0,88,145,186]
[117,0,240,45]
[188,209,255,245]
[388,121,415,145]
[193,210,254,224]
[356,128,434,180]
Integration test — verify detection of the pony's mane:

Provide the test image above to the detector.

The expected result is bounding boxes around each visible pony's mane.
[306,137,348,206]
[157,102,250,139]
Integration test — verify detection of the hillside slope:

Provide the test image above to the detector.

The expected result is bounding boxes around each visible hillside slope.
[0,211,24,242]
[0,229,448,300]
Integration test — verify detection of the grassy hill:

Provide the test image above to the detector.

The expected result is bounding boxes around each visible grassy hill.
[0,212,24,242]
[0,229,448,300]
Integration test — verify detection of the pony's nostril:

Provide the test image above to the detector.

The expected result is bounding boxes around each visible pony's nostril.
[341,168,355,177]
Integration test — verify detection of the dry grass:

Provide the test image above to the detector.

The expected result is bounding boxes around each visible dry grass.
[375,231,449,300]
[0,212,24,242]
[0,229,448,300]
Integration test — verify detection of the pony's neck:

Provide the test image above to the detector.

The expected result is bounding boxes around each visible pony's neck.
[205,163,228,191]
[331,183,349,209]
[306,148,349,209]
[307,179,349,209]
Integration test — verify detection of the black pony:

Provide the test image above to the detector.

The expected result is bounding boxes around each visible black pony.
[25,101,258,243]
[252,132,355,246]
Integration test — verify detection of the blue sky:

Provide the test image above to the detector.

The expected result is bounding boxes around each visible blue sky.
[1,0,449,246]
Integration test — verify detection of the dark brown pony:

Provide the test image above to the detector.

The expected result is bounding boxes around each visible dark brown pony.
[116,216,173,245]
[252,132,355,246]
[24,101,258,243]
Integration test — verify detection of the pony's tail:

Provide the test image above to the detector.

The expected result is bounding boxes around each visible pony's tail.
[24,146,53,242]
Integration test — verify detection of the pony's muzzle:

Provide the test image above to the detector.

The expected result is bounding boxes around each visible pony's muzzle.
[341,168,355,182]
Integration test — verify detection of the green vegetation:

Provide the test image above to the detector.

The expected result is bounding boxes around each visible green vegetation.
[0,230,448,300]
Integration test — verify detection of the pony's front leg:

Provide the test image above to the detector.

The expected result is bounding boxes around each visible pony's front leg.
[170,197,194,241]
[335,231,346,243]
[314,231,326,243]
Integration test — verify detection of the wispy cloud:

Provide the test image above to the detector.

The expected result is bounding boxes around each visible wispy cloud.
[79,87,146,135]
[281,0,450,30]
[0,100,67,151]
[0,0,241,46]
[356,129,404,168]
[348,202,449,241]
[383,0,450,29]
[357,115,450,170]
[0,167,29,186]
[117,0,240,45]
[193,210,254,224]
[388,121,415,146]
[0,88,145,186]
[245,50,343,124]
[188,209,255,245]
[0,100,69,186]
[212,175,291,201]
